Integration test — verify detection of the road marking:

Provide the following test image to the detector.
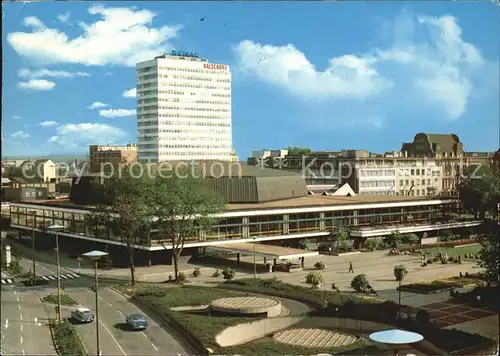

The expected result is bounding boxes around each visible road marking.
[4,319,8,329]
[20,336,23,344]
[16,296,20,302]
[117,310,124,317]
[7,279,12,283]
[13,291,17,295]
[60,275,67,279]
[22,349,25,355]
[151,343,159,352]
[99,320,127,355]
[42,276,49,281]
[20,314,23,321]
[20,324,23,332]
[48,276,56,280]
[18,304,21,311]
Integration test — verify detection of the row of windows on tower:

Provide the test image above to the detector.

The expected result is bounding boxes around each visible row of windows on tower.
[137,120,230,127]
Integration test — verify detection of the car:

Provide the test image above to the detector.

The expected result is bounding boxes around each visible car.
[71,307,94,323]
[125,313,148,330]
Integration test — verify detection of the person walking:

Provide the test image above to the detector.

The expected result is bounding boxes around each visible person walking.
[348,261,354,273]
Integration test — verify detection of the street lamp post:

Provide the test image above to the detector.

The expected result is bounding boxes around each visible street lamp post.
[83,250,108,356]
[31,211,36,285]
[252,237,256,279]
[47,224,65,323]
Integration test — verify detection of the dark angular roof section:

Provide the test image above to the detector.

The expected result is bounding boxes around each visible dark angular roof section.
[73,161,308,204]
[423,133,460,152]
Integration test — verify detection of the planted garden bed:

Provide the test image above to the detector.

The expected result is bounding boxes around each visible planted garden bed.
[398,281,455,294]
[50,320,86,356]
[42,293,79,306]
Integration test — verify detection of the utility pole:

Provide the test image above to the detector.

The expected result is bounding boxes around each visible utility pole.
[31,211,36,285]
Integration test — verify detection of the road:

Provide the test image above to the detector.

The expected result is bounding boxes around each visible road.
[70,287,189,355]
[0,287,56,355]
[5,240,191,355]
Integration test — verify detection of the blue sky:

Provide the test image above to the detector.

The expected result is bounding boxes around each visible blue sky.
[2,1,499,158]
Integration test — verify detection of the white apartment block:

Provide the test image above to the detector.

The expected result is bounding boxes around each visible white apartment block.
[136,52,233,162]
[356,159,443,196]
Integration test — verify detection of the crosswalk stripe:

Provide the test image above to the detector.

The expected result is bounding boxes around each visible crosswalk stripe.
[70,274,79,278]
[60,275,67,279]
[42,276,49,281]
[6,279,12,284]
[1,280,5,284]
[48,276,56,280]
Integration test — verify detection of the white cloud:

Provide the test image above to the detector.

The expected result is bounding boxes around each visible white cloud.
[122,88,136,98]
[7,5,181,67]
[18,79,56,91]
[87,101,109,110]
[99,109,136,118]
[13,116,21,119]
[234,40,391,100]
[375,14,484,119]
[11,130,30,139]
[57,12,70,23]
[39,120,58,127]
[18,68,89,79]
[48,123,128,148]
[234,13,487,120]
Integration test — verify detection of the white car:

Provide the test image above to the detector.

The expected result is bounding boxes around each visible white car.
[71,307,95,323]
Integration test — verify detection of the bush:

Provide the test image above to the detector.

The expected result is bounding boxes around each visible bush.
[314,261,326,270]
[351,274,369,293]
[51,320,86,356]
[212,269,221,277]
[365,239,378,251]
[305,272,324,287]
[416,309,430,326]
[177,272,186,282]
[441,259,448,264]
[222,268,235,280]
[427,258,433,264]
[192,268,201,278]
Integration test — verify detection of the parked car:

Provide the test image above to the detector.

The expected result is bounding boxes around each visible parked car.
[71,307,94,323]
[125,314,148,330]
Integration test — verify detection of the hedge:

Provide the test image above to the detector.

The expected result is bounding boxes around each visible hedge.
[50,320,86,356]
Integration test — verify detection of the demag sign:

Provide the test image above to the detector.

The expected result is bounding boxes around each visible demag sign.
[169,50,200,58]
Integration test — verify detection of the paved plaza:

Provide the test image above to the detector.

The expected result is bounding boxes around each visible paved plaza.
[421,299,497,328]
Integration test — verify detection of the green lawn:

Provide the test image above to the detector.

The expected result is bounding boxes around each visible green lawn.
[423,244,482,258]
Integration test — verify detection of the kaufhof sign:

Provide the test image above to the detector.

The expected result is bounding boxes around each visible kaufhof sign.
[204,63,228,71]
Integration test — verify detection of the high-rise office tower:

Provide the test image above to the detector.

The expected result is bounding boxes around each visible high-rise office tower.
[136,52,233,162]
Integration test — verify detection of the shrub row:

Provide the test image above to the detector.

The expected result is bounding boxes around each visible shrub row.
[50,320,86,356]
[398,281,454,293]
[423,238,485,248]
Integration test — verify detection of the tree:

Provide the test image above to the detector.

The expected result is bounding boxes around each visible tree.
[305,272,323,287]
[394,264,408,318]
[153,170,226,282]
[457,165,500,219]
[386,230,403,248]
[426,187,438,197]
[477,231,500,285]
[330,226,349,253]
[286,146,312,156]
[94,166,154,285]
[405,233,420,246]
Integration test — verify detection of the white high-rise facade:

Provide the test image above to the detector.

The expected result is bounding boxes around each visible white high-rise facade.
[136,53,233,162]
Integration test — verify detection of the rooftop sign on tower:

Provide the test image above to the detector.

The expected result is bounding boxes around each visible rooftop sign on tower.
[169,50,200,58]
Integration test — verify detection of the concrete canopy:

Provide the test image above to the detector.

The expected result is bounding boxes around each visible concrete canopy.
[208,242,319,260]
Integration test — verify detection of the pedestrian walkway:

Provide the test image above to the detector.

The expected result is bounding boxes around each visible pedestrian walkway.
[39,273,80,281]
[1,278,15,285]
